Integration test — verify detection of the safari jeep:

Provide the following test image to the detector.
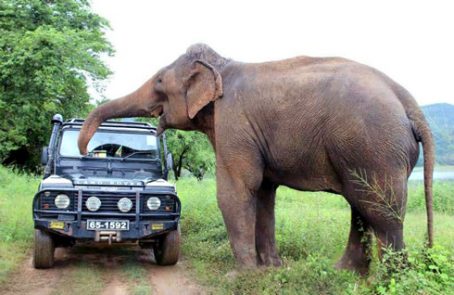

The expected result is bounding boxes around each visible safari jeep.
[33,114,180,268]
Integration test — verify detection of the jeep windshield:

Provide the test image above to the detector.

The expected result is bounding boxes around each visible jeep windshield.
[59,129,159,160]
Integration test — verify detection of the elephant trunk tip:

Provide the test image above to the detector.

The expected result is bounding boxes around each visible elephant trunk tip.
[78,114,102,156]
[77,132,89,156]
[78,141,88,156]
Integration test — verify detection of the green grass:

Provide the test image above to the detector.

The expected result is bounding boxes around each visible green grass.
[407,180,454,213]
[177,178,454,294]
[0,166,39,283]
[50,260,106,295]
[122,256,153,295]
[51,246,151,295]
[0,166,453,294]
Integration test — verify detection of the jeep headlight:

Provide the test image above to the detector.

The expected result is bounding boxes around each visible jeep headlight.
[146,197,161,210]
[118,198,133,212]
[54,194,70,209]
[86,196,101,212]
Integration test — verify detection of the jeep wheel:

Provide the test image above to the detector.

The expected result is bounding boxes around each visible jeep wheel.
[153,226,180,266]
[33,229,55,269]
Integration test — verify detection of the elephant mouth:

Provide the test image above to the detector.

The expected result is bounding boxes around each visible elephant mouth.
[150,105,163,117]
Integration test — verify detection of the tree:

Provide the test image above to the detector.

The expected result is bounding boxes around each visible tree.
[165,130,215,180]
[0,0,113,171]
[138,118,215,180]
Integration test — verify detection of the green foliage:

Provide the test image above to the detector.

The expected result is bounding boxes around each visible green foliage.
[0,166,39,283]
[138,117,215,180]
[177,178,454,294]
[0,0,112,171]
[165,129,215,180]
[371,246,454,295]
[407,180,454,214]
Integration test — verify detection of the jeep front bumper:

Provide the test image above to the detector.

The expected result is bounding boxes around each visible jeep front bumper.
[34,219,178,242]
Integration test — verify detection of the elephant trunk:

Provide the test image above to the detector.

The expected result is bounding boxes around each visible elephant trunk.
[78,79,157,155]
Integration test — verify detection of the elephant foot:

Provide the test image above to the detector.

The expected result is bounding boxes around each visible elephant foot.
[235,253,260,270]
[335,254,370,276]
[257,251,282,267]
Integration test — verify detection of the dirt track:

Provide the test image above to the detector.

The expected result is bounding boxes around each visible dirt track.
[2,245,205,295]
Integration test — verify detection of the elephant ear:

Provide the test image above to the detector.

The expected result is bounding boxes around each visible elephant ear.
[185,60,223,119]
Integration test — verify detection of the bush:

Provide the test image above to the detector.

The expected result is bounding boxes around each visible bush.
[371,246,454,294]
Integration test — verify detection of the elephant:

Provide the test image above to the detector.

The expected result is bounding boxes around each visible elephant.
[78,44,434,275]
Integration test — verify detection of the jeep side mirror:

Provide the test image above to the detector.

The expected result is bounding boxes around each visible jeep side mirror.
[41,146,49,165]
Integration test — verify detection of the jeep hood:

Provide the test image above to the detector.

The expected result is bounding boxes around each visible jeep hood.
[71,175,150,186]
[40,174,174,190]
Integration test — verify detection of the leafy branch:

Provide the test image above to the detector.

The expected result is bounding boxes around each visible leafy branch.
[350,169,405,224]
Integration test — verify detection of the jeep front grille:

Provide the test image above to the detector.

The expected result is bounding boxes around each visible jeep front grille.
[82,192,136,213]
[81,192,177,214]
[35,190,178,221]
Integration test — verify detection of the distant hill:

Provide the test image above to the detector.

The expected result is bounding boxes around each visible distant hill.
[420,103,454,165]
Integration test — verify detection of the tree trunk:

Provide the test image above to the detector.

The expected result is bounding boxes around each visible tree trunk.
[174,147,188,181]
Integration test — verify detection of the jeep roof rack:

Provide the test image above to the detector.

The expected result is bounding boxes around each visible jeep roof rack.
[63,118,156,131]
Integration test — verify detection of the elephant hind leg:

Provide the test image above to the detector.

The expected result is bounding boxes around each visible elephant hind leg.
[358,174,407,256]
[371,220,405,258]
[375,228,405,259]
[343,170,407,270]
[336,207,373,275]
[255,181,282,267]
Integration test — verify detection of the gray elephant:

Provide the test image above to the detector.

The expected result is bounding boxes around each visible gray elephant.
[78,44,434,274]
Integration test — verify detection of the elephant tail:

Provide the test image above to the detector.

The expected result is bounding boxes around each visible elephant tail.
[394,86,435,248]
[414,110,435,248]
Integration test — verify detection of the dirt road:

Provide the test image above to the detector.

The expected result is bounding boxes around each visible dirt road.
[2,245,205,295]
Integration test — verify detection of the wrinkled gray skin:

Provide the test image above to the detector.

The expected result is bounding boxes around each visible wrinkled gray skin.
[79,44,434,274]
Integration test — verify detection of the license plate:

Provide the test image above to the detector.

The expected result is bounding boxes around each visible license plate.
[86,220,129,231]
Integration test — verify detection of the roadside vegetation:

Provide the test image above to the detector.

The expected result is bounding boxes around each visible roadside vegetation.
[0,0,113,171]
[1,165,453,294]
[0,166,38,283]
[178,177,454,294]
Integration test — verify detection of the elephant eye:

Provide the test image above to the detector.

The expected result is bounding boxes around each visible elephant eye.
[154,80,165,94]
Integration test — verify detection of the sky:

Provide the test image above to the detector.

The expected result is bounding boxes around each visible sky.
[91,0,454,106]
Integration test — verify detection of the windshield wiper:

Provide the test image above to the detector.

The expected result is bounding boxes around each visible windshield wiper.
[121,151,155,161]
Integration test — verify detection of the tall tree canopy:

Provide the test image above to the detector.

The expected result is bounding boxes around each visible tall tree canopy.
[0,0,113,171]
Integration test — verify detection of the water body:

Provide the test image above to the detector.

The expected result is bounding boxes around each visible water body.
[409,167,454,181]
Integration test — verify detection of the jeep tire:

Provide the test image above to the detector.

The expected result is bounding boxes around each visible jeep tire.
[33,229,55,269]
[153,225,180,265]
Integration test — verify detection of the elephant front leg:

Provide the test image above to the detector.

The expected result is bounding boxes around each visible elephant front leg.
[216,165,261,268]
[255,181,282,267]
